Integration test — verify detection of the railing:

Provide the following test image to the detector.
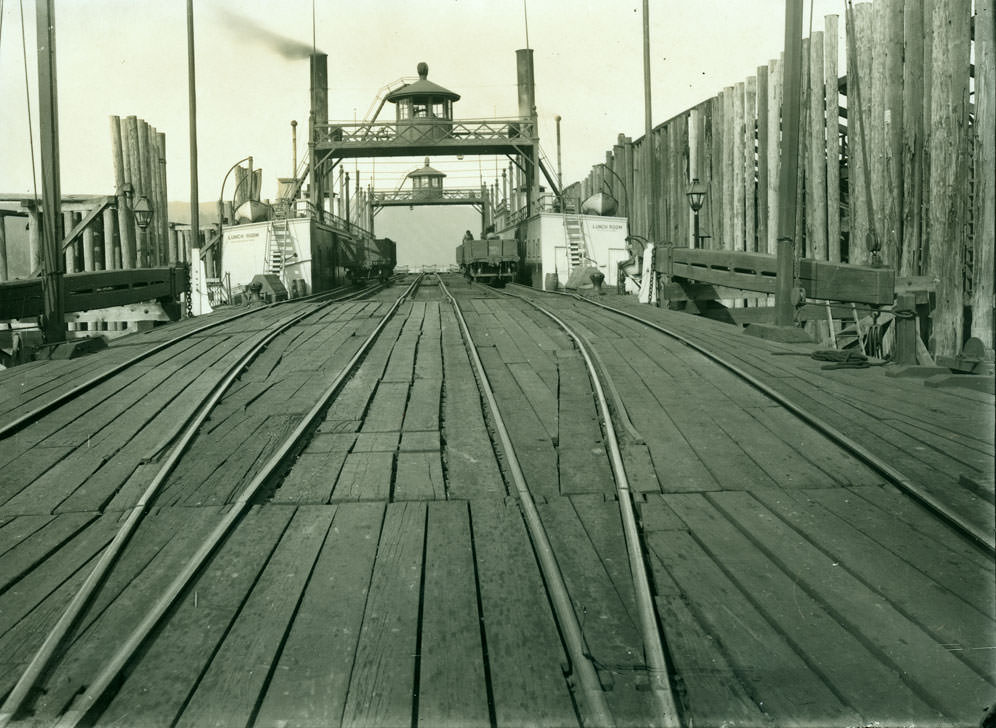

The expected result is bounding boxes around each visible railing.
[371,188,486,205]
[313,117,537,146]
[275,200,373,241]
[655,247,895,305]
[0,265,190,320]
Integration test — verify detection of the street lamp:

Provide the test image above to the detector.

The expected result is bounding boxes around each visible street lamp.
[685,177,707,248]
[133,195,153,231]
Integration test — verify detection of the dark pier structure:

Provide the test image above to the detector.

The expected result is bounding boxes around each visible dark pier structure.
[0,1,992,727]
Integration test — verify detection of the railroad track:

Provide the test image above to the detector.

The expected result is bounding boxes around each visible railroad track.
[1,273,991,726]
[0,274,425,727]
[0,278,390,440]
[456,276,994,726]
[0,272,689,727]
[503,281,995,555]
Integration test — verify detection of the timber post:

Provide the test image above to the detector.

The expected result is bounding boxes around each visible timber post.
[36,0,65,344]
[775,0,804,327]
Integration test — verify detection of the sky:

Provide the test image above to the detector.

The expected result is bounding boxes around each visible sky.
[0,0,852,264]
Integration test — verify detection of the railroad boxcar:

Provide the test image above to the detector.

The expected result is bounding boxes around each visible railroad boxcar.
[346,236,397,282]
[456,236,518,283]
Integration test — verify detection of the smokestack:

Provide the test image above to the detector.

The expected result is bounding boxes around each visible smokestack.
[310,52,328,128]
[516,49,536,119]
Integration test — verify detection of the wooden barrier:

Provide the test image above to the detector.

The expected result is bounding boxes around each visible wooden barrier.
[656,247,894,306]
[0,265,188,320]
[553,0,989,356]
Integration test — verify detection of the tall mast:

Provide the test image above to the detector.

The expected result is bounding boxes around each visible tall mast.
[36,0,65,343]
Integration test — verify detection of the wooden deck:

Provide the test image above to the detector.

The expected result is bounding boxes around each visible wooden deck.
[0,276,992,727]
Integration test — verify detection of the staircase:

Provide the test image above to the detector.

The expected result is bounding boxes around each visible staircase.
[562,202,588,271]
[264,220,297,275]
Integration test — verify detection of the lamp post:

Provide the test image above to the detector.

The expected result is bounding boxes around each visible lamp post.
[685,178,707,248]
[132,196,154,231]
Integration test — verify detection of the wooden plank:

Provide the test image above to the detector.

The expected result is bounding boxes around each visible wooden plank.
[97,506,294,725]
[706,490,991,719]
[417,501,490,727]
[28,506,222,721]
[469,498,578,726]
[341,501,425,728]
[750,485,996,679]
[331,451,394,502]
[478,347,558,499]
[0,514,55,560]
[176,508,335,727]
[394,451,445,500]
[276,450,351,504]
[652,547,770,725]
[556,352,613,496]
[254,502,383,728]
[539,496,654,723]
[440,308,505,499]
[361,381,410,432]
[644,521,860,723]
[402,378,440,431]
[0,512,97,594]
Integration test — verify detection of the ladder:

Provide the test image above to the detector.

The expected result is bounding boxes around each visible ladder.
[264,219,297,275]
[562,202,588,270]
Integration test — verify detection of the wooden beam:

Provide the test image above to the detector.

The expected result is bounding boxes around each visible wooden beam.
[35,0,65,343]
[926,0,971,355]
[61,198,113,251]
[972,0,995,347]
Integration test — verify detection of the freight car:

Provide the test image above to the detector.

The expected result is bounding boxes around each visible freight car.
[456,235,518,283]
[345,236,397,283]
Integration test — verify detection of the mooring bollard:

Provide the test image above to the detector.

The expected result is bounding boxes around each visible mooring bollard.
[590,271,605,295]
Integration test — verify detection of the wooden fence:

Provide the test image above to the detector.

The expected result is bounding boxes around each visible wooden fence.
[564,0,993,357]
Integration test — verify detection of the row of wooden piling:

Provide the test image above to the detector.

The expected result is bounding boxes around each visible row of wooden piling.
[566,0,993,355]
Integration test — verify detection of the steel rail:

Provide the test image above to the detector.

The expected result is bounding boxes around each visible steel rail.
[1,275,422,728]
[516,284,996,555]
[0,280,381,440]
[436,275,616,728]
[491,284,682,727]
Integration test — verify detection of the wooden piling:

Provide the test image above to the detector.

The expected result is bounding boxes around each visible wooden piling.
[870,0,888,256]
[688,109,701,246]
[824,15,841,263]
[0,217,7,281]
[83,220,95,271]
[722,87,735,250]
[110,116,135,269]
[733,82,746,251]
[27,208,41,276]
[102,205,118,270]
[711,93,725,249]
[901,0,925,276]
[702,103,717,249]
[926,0,971,356]
[883,0,906,271]
[972,0,995,346]
[158,132,171,263]
[794,37,810,257]
[756,65,769,253]
[137,119,153,266]
[807,31,828,260]
[124,116,143,267]
[147,124,162,264]
[766,56,782,254]
[744,76,757,252]
[847,2,874,264]
[63,211,76,273]
[894,293,918,364]
[920,0,935,273]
